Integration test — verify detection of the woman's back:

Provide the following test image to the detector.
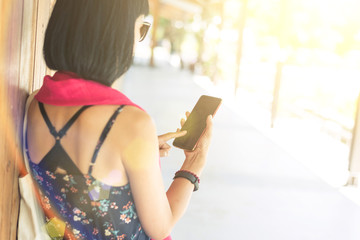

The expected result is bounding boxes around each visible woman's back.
[26,100,150,239]
[20,1,214,239]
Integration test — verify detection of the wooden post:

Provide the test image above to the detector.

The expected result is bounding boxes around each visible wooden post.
[234,0,248,95]
[270,0,288,128]
[271,61,283,128]
[0,0,52,238]
[211,2,224,83]
[20,0,38,96]
[195,2,208,74]
[0,0,25,239]
[32,0,51,91]
[150,0,160,67]
[347,92,360,186]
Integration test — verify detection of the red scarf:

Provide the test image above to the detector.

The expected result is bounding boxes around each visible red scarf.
[35,71,143,110]
[35,71,172,240]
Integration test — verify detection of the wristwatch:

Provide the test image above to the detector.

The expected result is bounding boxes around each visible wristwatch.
[173,170,200,192]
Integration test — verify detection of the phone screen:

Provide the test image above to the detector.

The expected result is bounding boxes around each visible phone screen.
[173,95,222,151]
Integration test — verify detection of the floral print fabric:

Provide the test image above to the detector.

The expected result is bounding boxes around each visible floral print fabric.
[30,162,150,240]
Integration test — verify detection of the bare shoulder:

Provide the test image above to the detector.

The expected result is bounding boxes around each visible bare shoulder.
[113,105,159,169]
[27,91,41,123]
[27,90,39,112]
[118,106,157,137]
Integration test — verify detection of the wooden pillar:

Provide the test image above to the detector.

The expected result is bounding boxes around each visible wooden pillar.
[211,2,224,83]
[347,92,360,185]
[0,0,51,238]
[270,0,288,128]
[150,0,160,67]
[20,0,38,101]
[32,0,52,90]
[234,0,248,95]
[271,61,283,128]
[0,0,25,238]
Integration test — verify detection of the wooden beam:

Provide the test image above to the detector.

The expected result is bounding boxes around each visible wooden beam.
[271,61,283,128]
[270,0,288,128]
[150,0,160,67]
[20,0,38,99]
[0,0,52,238]
[0,0,24,239]
[159,4,192,20]
[161,0,202,14]
[234,0,248,95]
[32,0,51,91]
[348,92,360,185]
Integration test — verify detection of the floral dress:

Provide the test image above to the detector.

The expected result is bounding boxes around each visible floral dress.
[26,102,150,240]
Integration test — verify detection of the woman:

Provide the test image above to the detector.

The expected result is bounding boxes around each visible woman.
[25,0,213,239]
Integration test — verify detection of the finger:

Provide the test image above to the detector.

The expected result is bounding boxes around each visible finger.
[159,131,187,142]
[207,114,213,126]
[185,111,190,118]
[159,150,168,157]
[204,115,213,136]
[181,118,185,127]
[159,145,171,157]
[193,115,213,151]
[160,143,171,150]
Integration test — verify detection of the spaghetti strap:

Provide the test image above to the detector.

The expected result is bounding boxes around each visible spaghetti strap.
[88,105,125,175]
[38,102,92,140]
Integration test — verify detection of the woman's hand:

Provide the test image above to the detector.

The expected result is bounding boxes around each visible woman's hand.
[178,111,213,176]
[158,131,187,157]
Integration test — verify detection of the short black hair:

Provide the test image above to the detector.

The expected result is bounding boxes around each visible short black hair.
[43,0,149,86]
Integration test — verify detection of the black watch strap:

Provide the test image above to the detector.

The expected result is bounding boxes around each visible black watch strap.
[174,171,200,191]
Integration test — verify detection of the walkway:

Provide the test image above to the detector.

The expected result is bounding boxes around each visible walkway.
[121,63,360,240]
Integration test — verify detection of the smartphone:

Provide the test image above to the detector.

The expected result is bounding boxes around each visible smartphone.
[173,95,222,151]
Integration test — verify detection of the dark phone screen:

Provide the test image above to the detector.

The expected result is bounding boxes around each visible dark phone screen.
[173,95,222,151]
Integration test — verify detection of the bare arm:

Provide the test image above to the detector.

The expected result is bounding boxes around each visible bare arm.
[121,108,213,240]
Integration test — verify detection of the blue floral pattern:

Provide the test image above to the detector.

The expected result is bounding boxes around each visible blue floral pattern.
[30,162,150,240]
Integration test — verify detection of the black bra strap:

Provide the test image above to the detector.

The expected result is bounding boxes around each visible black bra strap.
[38,102,92,140]
[57,105,92,139]
[88,105,125,175]
[38,102,57,138]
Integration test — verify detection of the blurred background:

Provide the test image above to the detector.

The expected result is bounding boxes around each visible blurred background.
[135,0,360,191]
[122,1,360,238]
